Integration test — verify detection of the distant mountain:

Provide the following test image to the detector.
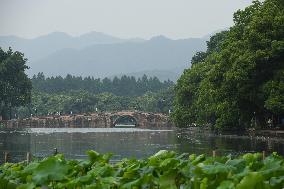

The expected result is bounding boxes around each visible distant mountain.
[0,32,207,81]
[0,31,139,61]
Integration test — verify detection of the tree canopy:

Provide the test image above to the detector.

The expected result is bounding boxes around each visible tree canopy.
[173,0,284,129]
[0,48,32,120]
[32,73,173,97]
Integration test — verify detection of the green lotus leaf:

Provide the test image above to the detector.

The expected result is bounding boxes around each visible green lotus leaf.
[217,180,235,189]
[32,156,70,185]
[236,172,265,189]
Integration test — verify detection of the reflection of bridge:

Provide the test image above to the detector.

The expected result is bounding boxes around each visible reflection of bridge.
[113,115,137,127]
[1,111,173,128]
[110,111,172,128]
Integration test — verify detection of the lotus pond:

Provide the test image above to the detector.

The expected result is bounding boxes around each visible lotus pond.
[1,150,284,188]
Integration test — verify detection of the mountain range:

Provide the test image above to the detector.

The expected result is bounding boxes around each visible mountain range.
[0,31,208,81]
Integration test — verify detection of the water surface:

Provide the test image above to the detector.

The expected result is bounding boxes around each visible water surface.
[0,127,283,163]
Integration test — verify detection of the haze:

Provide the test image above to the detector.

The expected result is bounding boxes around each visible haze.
[0,0,253,39]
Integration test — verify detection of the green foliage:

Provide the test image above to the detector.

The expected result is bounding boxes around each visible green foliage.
[10,73,174,117]
[32,73,174,97]
[173,0,284,129]
[0,48,32,120]
[0,151,284,188]
[14,83,174,118]
[15,87,174,118]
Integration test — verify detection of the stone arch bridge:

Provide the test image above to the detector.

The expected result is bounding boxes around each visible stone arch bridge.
[1,111,173,129]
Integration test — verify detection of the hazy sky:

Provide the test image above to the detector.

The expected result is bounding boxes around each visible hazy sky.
[0,0,253,39]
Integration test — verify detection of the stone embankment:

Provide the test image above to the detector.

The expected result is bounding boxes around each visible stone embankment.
[0,111,173,129]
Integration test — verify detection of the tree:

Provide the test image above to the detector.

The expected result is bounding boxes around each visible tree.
[0,48,32,120]
[173,0,284,129]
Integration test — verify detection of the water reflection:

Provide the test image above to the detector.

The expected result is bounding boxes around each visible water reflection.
[0,128,283,163]
[30,130,176,160]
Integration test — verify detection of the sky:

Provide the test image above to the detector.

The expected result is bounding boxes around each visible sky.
[0,0,253,39]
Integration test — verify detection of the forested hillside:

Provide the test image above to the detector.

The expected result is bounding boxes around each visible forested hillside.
[173,0,284,129]
[32,73,173,96]
[15,74,174,118]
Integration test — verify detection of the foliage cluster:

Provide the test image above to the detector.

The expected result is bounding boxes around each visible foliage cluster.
[32,73,173,97]
[15,87,174,118]
[10,73,174,118]
[0,150,284,189]
[173,0,284,129]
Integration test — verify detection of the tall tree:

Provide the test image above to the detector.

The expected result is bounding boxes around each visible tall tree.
[0,48,32,120]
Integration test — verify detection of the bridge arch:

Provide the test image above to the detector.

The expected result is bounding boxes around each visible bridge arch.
[113,115,137,127]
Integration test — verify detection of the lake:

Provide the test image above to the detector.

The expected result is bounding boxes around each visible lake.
[0,127,284,163]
